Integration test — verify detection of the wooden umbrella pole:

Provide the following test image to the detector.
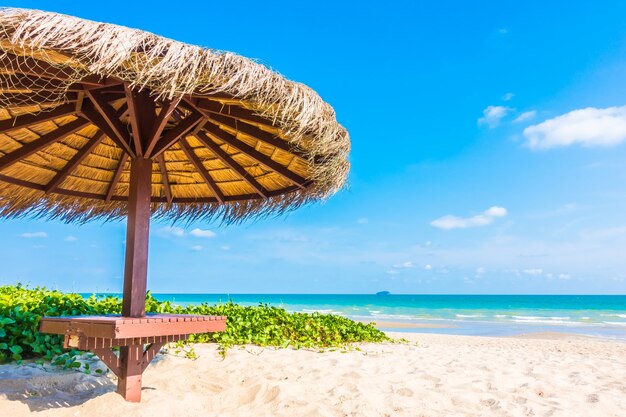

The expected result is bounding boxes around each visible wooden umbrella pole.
[122,157,152,317]
[118,156,153,401]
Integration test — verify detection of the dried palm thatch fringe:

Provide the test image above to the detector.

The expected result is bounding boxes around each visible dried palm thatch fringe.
[0,8,349,223]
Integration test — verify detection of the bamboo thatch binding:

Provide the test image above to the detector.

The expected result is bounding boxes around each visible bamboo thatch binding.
[0,8,350,223]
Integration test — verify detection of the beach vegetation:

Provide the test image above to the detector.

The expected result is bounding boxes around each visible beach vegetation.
[0,284,389,365]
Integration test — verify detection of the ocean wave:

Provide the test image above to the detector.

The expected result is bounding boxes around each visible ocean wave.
[512,319,580,325]
[602,321,626,327]
[455,314,484,318]
[301,309,342,315]
[601,314,626,319]
[493,315,507,318]
[512,315,570,321]
[362,313,417,321]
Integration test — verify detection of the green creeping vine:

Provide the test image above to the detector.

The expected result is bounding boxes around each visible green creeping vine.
[0,284,389,367]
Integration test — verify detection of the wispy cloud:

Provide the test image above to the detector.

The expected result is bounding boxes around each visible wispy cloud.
[21,232,48,238]
[191,245,204,251]
[159,226,185,237]
[478,105,512,128]
[513,110,536,123]
[431,206,508,230]
[524,106,626,149]
[523,268,543,276]
[189,228,216,238]
[64,236,78,242]
[502,92,514,101]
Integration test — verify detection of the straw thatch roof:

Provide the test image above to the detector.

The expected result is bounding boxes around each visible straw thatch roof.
[0,8,349,223]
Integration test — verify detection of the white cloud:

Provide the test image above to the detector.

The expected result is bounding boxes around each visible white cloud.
[159,226,185,237]
[524,106,626,149]
[523,268,543,276]
[64,236,78,242]
[221,245,231,251]
[21,232,47,238]
[191,245,204,251]
[393,261,415,269]
[513,110,536,123]
[476,266,486,275]
[189,228,216,238]
[386,269,399,275]
[424,264,433,270]
[478,105,512,128]
[431,206,508,230]
[558,273,571,280]
[502,92,514,101]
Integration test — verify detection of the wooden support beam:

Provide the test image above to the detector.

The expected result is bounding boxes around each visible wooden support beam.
[0,52,76,81]
[124,84,157,156]
[0,92,77,105]
[199,123,307,188]
[0,103,77,134]
[144,99,179,156]
[121,157,152,318]
[179,138,225,203]
[193,130,268,198]
[86,90,134,154]
[79,102,135,157]
[105,153,129,202]
[193,98,277,127]
[157,154,173,203]
[141,342,165,372]
[124,84,143,156]
[148,113,202,158]
[0,74,68,91]
[92,348,122,378]
[207,113,298,155]
[0,118,89,171]
[45,131,105,193]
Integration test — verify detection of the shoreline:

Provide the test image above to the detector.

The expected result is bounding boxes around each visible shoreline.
[368,318,626,342]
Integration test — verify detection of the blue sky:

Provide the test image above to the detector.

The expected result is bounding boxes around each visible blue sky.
[2,1,626,294]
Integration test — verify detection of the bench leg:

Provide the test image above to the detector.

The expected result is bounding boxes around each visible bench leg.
[117,344,144,402]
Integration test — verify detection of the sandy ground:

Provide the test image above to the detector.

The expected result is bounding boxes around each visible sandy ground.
[1,332,625,417]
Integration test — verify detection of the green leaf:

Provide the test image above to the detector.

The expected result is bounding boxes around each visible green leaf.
[9,345,23,354]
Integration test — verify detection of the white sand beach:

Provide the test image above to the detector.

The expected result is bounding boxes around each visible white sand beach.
[1,332,625,417]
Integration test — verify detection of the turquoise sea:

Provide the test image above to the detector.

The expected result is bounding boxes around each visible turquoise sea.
[88,293,626,341]
[136,294,626,341]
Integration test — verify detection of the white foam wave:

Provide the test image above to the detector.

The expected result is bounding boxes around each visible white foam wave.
[601,314,626,319]
[301,309,341,315]
[512,319,579,325]
[602,321,626,327]
[455,314,483,318]
[512,315,570,321]
[368,313,416,320]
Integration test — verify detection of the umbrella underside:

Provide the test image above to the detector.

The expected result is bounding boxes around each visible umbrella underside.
[0,55,312,204]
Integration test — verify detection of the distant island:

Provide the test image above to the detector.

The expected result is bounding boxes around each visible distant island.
[375,291,390,296]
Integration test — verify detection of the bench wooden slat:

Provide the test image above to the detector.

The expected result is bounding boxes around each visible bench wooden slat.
[40,313,226,339]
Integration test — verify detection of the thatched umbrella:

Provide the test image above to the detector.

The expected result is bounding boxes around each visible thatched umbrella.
[0,8,349,401]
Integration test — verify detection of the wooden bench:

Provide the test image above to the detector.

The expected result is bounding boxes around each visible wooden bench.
[39,314,226,401]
